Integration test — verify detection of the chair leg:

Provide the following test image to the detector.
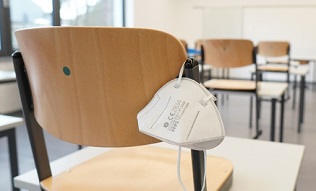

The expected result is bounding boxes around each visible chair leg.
[253,97,262,139]
[279,94,285,142]
[298,75,306,133]
[270,99,277,141]
[292,75,297,110]
[221,94,225,106]
[258,99,262,119]
[7,128,19,191]
[249,96,253,129]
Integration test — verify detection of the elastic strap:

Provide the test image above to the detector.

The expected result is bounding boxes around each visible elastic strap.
[177,146,207,191]
[175,62,186,88]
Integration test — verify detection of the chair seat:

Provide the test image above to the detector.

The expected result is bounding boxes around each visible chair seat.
[41,146,233,191]
[204,79,288,99]
[257,82,288,99]
[199,64,212,71]
[204,79,256,91]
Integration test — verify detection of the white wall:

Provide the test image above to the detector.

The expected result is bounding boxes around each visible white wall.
[132,0,316,82]
[133,0,204,45]
[133,0,316,46]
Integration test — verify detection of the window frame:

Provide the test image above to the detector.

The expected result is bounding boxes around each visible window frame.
[0,0,126,57]
[0,0,12,56]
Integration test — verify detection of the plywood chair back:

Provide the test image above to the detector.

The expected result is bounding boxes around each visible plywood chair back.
[257,41,290,58]
[201,39,255,69]
[14,27,187,147]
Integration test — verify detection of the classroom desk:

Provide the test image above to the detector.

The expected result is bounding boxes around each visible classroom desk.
[253,63,309,134]
[289,66,309,133]
[207,137,304,191]
[14,136,304,191]
[204,79,288,142]
[0,115,24,191]
[0,69,24,191]
[0,70,16,84]
[257,82,288,142]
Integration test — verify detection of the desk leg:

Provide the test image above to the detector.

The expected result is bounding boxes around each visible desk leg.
[271,99,276,141]
[280,94,285,142]
[249,96,253,129]
[7,128,19,191]
[253,96,262,139]
[292,75,297,110]
[298,75,306,133]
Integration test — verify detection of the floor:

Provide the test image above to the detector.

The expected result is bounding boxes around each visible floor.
[0,83,315,191]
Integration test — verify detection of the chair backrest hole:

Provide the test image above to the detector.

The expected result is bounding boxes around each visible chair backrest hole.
[63,66,71,76]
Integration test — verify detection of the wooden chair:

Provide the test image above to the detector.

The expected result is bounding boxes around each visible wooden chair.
[201,39,262,139]
[256,41,290,85]
[254,41,291,126]
[201,39,288,142]
[12,27,233,191]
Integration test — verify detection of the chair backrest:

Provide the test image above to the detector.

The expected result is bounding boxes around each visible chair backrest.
[257,41,290,58]
[14,27,187,147]
[201,39,255,68]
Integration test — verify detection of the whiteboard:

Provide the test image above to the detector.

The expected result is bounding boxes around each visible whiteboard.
[243,6,316,82]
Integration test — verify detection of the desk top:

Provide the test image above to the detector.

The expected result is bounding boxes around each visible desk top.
[258,81,288,98]
[291,58,315,65]
[290,66,309,76]
[14,136,304,191]
[0,70,16,83]
[207,137,304,191]
[0,115,24,131]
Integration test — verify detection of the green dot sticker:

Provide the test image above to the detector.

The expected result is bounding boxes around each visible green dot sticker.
[63,67,71,76]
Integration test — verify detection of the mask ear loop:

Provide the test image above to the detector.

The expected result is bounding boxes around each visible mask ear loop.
[201,150,207,191]
[177,146,207,191]
[177,146,188,191]
[175,61,186,88]
[176,59,207,190]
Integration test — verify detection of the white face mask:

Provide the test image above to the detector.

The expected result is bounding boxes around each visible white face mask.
[137,61,225,190]
[137,62,225,150]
